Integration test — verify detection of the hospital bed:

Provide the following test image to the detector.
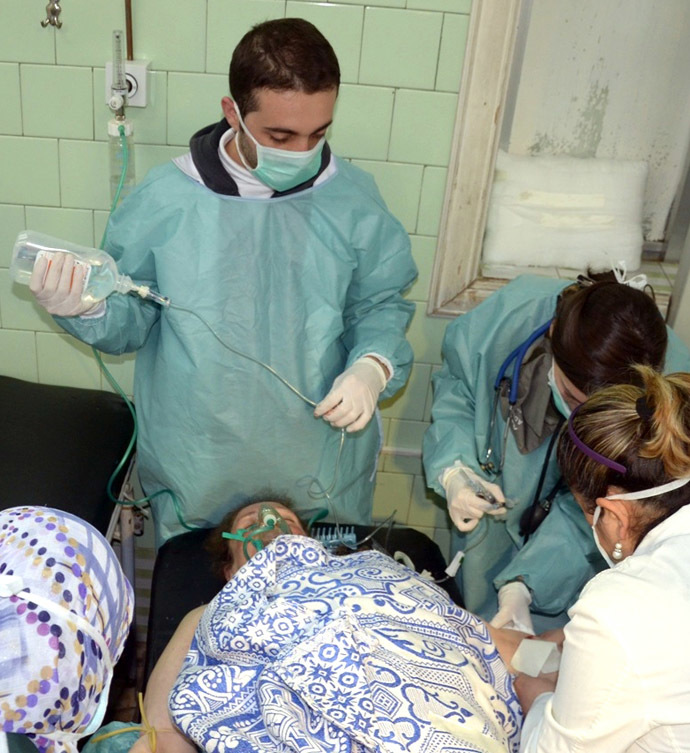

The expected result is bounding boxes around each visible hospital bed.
[144,522,462,682]
[0,374,137,588]
[1,374,139,753]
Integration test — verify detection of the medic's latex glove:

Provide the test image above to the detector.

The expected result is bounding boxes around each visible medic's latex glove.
[314,357,387,432]
[490,581,535,635]
[440,462,506,532]
[29,251,101,317]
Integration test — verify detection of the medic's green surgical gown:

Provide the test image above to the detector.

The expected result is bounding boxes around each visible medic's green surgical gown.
[57,157,417,543]
[423,275,690,622]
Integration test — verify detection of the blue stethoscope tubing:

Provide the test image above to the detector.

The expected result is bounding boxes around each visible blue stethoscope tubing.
[480,318,553,475]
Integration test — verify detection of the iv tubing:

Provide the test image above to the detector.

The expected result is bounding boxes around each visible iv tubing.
[94,124,361,543]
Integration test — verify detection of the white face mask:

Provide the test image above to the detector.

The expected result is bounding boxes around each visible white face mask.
[547,363,572,418]
[591,506,616,568]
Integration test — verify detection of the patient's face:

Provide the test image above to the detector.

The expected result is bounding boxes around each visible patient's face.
[224,502,306,580]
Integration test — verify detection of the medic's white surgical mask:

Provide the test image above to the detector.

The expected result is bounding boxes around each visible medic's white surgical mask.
[591,505,616,568]
[547,364,572,419]
[234,106,325,192]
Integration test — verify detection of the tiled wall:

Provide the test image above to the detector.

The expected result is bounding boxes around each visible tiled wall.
[0,0,471,557]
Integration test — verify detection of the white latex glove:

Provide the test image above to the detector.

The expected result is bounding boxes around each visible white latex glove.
[440,462,506,532]
[490,581,535,635]
[29,251,100,317]
[314,357,387,432]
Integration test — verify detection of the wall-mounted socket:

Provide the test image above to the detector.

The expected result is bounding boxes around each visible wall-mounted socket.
[105,60,150,108]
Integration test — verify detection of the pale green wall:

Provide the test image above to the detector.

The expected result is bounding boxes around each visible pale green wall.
[0,0,471,554]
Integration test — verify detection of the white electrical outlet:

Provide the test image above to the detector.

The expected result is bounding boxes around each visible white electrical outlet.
[105,60,150,108]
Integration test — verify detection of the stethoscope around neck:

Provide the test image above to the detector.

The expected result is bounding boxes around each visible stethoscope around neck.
[479,318,553,478]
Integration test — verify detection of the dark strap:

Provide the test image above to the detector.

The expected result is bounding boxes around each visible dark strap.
[189,118,332,197]
[520,414,566,542]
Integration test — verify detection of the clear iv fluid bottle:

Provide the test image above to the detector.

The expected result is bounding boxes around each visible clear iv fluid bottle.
[10,230,137,306]
[109,118,135,203]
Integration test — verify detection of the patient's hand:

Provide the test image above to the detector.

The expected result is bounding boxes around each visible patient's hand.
[514,671,558,714]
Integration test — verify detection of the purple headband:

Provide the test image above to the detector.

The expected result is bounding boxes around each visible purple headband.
[567,405,627,475]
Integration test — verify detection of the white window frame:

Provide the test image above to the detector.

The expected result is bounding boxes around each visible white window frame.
[428,0,523,317]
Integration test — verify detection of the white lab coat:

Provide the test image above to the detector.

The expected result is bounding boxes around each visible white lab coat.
[520,504,690,752]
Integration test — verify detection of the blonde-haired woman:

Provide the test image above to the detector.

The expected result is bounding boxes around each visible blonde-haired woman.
[517,366,690,752]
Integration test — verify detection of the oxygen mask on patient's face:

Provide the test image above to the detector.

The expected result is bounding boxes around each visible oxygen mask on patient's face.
[222,505,292,560]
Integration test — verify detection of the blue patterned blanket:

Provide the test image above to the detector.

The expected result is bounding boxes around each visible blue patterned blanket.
[169,536,521,753]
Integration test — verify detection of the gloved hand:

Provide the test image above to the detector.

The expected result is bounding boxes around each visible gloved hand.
[440,462,506,532]
[490,581,535,634]
[29,251,100,317]
[314,357,388,432]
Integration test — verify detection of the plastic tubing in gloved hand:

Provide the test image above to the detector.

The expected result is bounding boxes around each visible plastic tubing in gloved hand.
[440,462,505,532]
[314,357,388,432]
[490,580,535,635]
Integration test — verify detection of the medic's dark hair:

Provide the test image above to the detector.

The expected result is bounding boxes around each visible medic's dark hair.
[551,270,667,395]
[229,18,340,116]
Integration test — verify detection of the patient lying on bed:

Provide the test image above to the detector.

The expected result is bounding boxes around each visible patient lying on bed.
[135,499,528,753]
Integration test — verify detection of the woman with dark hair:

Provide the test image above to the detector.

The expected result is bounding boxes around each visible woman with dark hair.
[516,366,690,751]
[423,271,690,631]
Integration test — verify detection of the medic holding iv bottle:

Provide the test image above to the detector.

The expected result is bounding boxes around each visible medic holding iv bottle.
[10,230,170,312]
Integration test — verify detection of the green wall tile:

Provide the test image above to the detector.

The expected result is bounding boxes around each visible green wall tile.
[417,167,447,236]
[0,269,58,332]
[360,9,442,89]
[0,205,26,267]
[136,145,187,180]
[0,64,22,134]
[350,159,423,233]
[404,234,436,302]
[381,363,431,420]
[99,352,136,396]
[24,207,95,247]
[206,0,286,74]
[389,90,457,165]
[424,363,441,422]
[286,2,363,83]
[329,0,404,8]
[59,140,110,210]
[94,70,168,146]
[382,418,426,474]
[387,418,428,452]
[330,85,394,161]
[382,449,423,476]
[0,329,37,381]
[408,476,448,528]
[54,0,125,66]
[94,211,110,248]
[372,471,412,522]
[407,301,446,364]
[133,0,207,73]
[167,73,227,146]
[36,332,102,389]
[436,11,469,92]
[0,2,55,64]
[433,524,452,562]
[0,137,59,206]
[407,0,471,12]
[21,66,93,139]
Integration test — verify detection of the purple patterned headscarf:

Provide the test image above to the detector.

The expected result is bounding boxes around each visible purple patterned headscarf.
[0,507,133,753]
